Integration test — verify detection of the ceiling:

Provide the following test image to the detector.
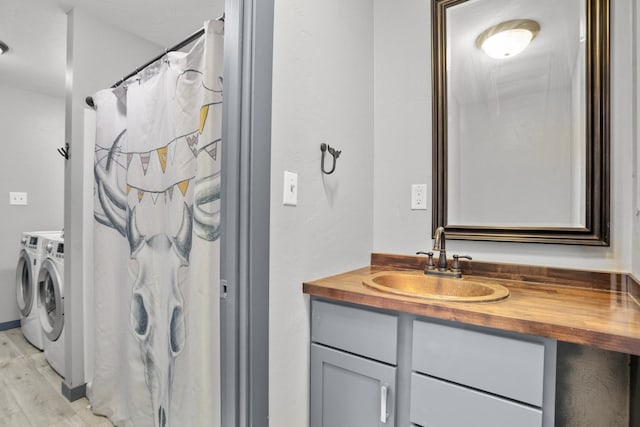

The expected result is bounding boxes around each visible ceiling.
[0,0,220,98]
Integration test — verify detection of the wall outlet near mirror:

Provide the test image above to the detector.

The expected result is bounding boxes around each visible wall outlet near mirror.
[411,184,427,210]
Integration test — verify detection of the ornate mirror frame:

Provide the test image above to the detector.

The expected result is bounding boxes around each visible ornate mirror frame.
[432,0,610,245]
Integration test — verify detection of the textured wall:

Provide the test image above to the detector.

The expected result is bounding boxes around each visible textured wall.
[555,342,630,426]
[372,0,432,255]
[270,0,375,425]
[0,85,65,323]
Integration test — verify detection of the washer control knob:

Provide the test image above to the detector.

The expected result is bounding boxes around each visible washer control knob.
[46,242,53,253]
[20,236,27,245]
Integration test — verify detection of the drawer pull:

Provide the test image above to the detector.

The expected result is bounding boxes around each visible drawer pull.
[380,384,388,423]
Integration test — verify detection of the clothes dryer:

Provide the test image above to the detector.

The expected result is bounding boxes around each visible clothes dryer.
[16,231,62,350]
[37,234,65,376]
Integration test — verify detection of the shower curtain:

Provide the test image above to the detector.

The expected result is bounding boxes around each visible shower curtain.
[90,20,223,427]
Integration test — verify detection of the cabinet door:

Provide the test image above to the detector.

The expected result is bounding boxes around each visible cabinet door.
[311,343,396,427]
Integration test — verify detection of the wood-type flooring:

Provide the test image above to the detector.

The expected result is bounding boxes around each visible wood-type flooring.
[0,327,112,426]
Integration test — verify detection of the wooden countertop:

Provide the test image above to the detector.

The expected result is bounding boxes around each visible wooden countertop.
[303,255,640,356]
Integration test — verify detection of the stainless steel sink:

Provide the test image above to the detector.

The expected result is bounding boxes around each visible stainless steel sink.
[362,271,509,302]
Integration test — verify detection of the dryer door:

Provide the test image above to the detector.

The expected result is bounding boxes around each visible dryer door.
[16,249,35,317]
[37,258,64,341]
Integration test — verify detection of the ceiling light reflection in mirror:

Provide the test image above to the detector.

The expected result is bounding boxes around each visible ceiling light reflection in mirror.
[476,19,540,59]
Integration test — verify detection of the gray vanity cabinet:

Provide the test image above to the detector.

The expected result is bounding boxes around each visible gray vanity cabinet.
[310,299,398,427]
[309,299,557,427]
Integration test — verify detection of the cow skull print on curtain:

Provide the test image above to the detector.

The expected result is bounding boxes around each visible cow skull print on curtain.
[90,20,223,427]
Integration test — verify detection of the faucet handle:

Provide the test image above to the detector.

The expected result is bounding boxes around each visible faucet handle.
[451,254,472,272]
[416,251,435,271]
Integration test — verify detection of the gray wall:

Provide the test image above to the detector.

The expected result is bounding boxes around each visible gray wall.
[373,0,431,254]
[269,0,375,424]
[0,84,65,323]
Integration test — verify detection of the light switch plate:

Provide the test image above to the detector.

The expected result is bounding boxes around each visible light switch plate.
[411,184,427,210]
[283,171,298,206]
[9,192,27,205]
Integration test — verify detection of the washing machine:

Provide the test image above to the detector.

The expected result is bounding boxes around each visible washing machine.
[37,234,65,376]
[16,231,62,350]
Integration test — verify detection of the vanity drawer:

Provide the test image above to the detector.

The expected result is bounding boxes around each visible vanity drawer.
[410,373,542,427]
[412,319,545,406]
[312,299,397,365]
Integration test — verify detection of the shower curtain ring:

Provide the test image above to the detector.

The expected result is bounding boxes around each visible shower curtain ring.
[320,143,341,175]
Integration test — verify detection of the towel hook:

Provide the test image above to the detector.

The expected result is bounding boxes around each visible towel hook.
[320,143,341,175]
[57,142,69,160]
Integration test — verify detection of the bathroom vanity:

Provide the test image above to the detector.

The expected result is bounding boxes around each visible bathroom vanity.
[304,254,640,427]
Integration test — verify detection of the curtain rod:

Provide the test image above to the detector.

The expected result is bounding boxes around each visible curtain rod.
[85,14,223,108]
[111,28,204,89]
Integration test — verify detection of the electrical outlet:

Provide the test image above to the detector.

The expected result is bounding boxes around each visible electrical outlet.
[411,184,427,210]
[9,192,27,205]
[283,171,298,206]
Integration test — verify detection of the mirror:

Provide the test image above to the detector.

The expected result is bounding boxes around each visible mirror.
[432,0,609,245]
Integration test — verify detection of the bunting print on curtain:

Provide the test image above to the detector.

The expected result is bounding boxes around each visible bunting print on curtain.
[91,20,224,427]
